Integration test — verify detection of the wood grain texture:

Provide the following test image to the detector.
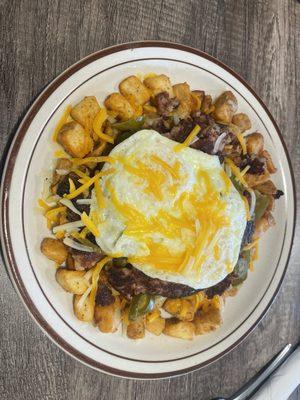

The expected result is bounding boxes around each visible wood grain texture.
[0,0,299,399]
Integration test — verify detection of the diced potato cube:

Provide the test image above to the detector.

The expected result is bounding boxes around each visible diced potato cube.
[146,309,165,335]
[55,268,89,294]
[104,93,135,121]
[143,74,174,97]
[201,95,214,114]
[41,238,68,264]
[163,318,195,340]
[194,308,222,335]
[163,298,195,321]
[70,96,100,132]
[127,317,145,339]
[232,113,251,132]
[58,121,93,158]
[119,75,150,105]
[261,150,277,173]
[73,294,94,322]
[246,132,264,155]
[172,82,192,119]
[94,297,120,333]
[212,91,238,123]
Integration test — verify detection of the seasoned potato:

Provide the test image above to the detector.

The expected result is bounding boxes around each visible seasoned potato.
[254,180,277,195]
[212,91,238,123]
[73,294,94,322]
[146,309,165,335]
[66,253,75,270]
[163,318,195,340]
[163,298,194,321]
[70,96,100,132]
[127,317,145,339]
[104,93,135,121]
[246,132,264,155]
[261,150,277,173]
[173,83,192,119]
[245,170,270,187]
[94,297,121,333]
[41,238,68,264]
[143,74,173,97]
[119,75,150,105]
[191,90,205,111]
[58,121,93,158]
[201,95,214,114]
[253,212,275,240]
[194,308,222,335]
[232,113,251,132]
[55,268,89,294]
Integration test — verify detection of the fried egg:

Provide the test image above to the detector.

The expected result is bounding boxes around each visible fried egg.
[91,129,247,289]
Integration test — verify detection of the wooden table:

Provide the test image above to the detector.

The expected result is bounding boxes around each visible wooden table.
[0,1,299,399]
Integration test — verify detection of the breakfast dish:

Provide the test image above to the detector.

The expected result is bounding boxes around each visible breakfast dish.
[39,73,283,340]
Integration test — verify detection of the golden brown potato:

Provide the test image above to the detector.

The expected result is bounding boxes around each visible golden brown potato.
[55,268,89,294]
[143,74,174,97]
[73,294,94,322]
[146,309,165,336]
[104,93,135,121]
[191,90,205,111]
[127,317,145,339]
[212,91,238,123]
[66,253,75,270]
[119,75,150,105]
[70,96,100,132]
[173,83,192,119]
[261,150,277,173]
[163,298,195,321]
[201,95,214,114]
[232,113,251,132]
[163,318,195,340]
[194,308,222,335]
[94,297,121,333]
[244,170,270,187]
[246,132,264,155]
[41,238,68,264]
[58,121,93,158]
[254,180,277,195]
[253,212,275,240]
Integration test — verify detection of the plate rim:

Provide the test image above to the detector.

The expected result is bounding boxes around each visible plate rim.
[0,40,297,379]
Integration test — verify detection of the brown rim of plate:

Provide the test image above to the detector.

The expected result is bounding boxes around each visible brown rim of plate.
[0,41,297,379]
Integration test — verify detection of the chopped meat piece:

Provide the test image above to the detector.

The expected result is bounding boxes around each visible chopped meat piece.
[56,173,80,197]
[66,201,90,222]
[70,249,104,270]
[205,276,231,299]
[166,118,195,142]
[273,190,284,199]
[151,116,173,134]
[153,92,179,116]
[96,284,115,306]
[107,265,198,299]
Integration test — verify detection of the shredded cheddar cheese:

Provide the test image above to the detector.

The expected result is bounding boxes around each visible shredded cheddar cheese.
[81,212,100,237]
[174,125,201,152]
[242,196,251,221]
[68,178,76,193]
[79,226,89,239]
[72,169,90,181]
[225,157,249,188]
[38,198,51,212]
[45,206,66,222]
[150,155,180,180]
[54,149,70,158]
[52,105,72,142]
[94,179,105,209]
[71,156,116,166]
[65,168,115,200]
[236,133,247,155]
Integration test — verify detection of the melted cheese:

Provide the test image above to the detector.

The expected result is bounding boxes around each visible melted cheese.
[81,212,99,237]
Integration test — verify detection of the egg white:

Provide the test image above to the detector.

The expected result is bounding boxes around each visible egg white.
[91,129,247,289]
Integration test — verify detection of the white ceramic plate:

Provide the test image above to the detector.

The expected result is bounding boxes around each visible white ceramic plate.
[0,41,296,379]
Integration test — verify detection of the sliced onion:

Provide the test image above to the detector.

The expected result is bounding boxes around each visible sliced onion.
[63,237,95,252]
[190,136,199,145]
[76,285,92,310]
[249,189,256,216]
[56,168,69,176]
[76,198,93,205]
[60,198,81,215]
[53,220,84,233]
[212,132,228,154]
